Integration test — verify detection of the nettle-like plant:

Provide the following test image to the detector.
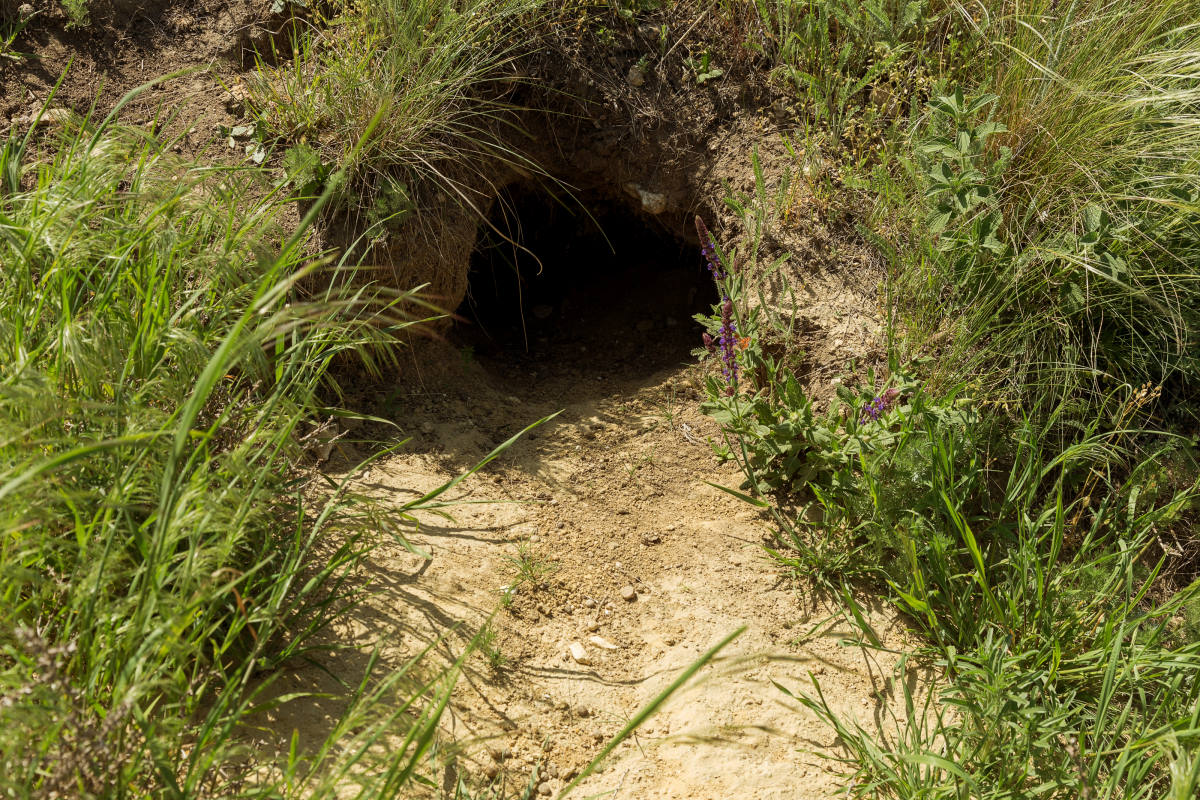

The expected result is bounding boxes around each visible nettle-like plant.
[704,360,974,495]
[919,88,1012,278]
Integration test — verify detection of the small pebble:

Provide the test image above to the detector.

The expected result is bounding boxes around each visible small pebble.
[538,780,553,795]
[586,621,600,632]
[530,534,540,543]
[568,642,591,665]
[583,598,596,609]
[575,705,590,718]
[564,604,574,614]
[620,585,637,602]
[589,635,619,650]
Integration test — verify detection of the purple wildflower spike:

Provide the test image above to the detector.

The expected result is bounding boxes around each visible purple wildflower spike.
[861,387,902,423]
[718,297,739,393]
[695,216,724,281]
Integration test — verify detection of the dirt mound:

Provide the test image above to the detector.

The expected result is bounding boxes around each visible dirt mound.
[3,2,886,395]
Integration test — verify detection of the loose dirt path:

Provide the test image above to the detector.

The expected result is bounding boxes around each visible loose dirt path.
[273,314,911,798]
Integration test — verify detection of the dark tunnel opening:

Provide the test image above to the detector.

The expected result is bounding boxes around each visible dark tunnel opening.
[456,185,717,391]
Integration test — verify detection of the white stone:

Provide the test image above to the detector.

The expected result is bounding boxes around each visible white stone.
[568,642,591,665]
[638,189,668,214]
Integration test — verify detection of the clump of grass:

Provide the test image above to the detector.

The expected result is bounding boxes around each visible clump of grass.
[58,0,87,27]
[893,1,1200,413]
[755,1,1200,418]
[0,97,456,796]
[501,541,556,608]
[249,0,547,222]
[754,0,942,159]
[782,413,1200,799]
[477,621,508,672]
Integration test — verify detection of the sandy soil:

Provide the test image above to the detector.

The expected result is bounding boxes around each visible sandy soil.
[266,302,910,798]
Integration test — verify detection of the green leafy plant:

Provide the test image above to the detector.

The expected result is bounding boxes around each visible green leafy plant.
[684,49,724,84]
[58,0,87,27]
[694,165,975,496]
[282,141,336,196]
[704,366,974,495]
[919,88,1009,245]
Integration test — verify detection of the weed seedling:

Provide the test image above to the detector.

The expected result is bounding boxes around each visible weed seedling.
[504,542,557,595]
[478,622,508,672]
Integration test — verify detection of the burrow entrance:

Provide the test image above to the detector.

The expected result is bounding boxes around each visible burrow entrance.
[456,184,716,393]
